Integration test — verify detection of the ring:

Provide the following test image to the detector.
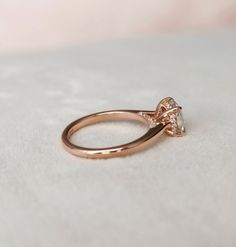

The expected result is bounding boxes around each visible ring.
[62,97,185,159]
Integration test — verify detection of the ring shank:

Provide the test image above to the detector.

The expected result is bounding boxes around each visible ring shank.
[62,110,168,159]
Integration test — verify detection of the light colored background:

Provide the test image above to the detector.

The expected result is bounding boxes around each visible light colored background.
[1,0,236,246]
[0,0,236,53]
[0,29,236,246]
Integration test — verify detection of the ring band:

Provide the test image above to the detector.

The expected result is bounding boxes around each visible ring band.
[62,97,185,159]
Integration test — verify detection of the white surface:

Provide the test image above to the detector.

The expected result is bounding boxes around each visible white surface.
[0,30,236,247]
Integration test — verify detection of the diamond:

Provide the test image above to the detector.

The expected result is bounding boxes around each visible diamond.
[162,98,185,136]
[166,98,177,109]
[169,110,185,136]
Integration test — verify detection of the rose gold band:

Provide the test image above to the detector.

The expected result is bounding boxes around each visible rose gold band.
[62,110,168,159]
[61,97,185,159]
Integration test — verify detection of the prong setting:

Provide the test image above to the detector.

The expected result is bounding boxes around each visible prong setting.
[155,97,185,137]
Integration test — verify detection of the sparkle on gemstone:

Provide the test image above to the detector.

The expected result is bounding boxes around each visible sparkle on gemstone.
[170,111,185,135]
[165,98,185,136]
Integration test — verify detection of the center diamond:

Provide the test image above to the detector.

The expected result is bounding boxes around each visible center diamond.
[169,109,185,136]
[157,97,185,137]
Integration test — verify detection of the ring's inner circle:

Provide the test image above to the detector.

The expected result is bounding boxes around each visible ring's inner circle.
[70,118,148,148]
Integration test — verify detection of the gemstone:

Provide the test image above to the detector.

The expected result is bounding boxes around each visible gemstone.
[166,98,177,109]
[169,110,185,135]
[164,98,185,136]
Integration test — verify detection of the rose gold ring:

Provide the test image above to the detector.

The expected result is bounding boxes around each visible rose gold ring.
[62,97,185,159]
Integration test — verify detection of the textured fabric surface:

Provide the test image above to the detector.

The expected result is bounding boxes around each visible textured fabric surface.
[0,30,236,247]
